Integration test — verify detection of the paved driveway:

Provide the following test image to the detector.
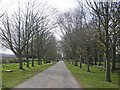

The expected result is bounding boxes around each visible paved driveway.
[15,61,81,88]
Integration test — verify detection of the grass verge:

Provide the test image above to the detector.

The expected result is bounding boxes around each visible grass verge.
[66,63,118,89]
[2,62,54,88]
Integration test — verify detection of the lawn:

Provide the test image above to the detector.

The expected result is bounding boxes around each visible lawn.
[2,62,54,88]
[66,63,119,89]
[0,61,2,90]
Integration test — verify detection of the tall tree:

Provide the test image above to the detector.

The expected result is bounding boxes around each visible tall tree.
[0,1,51,69]
[86,1,120,82]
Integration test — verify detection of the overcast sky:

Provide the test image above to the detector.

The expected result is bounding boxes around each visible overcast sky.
[0,0,78,13]
[0,0,78,54]
[0,0,118,54]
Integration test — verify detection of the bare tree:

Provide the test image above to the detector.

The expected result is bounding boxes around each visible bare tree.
[0,1,49,69]
[86,1,119,82]
[57,6,85,66]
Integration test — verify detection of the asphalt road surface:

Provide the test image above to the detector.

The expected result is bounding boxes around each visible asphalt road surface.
[15,61,81,88]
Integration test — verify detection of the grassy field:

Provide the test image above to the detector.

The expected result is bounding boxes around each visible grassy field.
[66,63,119,89]
[0,60,2,90]
[2,62,54,88]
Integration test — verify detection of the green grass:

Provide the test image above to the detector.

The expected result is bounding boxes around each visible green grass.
[2,62,54,88]
[66,63,119,89]
[0,61,2,90]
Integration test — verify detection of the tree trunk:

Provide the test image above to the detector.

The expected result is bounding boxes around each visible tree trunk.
[104,57,106,68]
[90,56,94,66]
[80,54,83,68]
[31,38,34,67]
[105,55,111,82]
[112,27,116,73]
[18,55,23,69]
[94,45,98,65]
[40,59,42,65]
[105,4,111,82]
[87,58,90,72]
[112,43,116,73]
[37,50,41,65]
[32,56,34,67]
[38,55,40,65]
[94,53,98,65]
[98,54,102,66]
[74,57,78,66]
[31,51,34,67]
[26,41,29,68]
[26,57,29,68]
[80,59,82,68]
[118,54,120,67]
[87,48,90,72]
[82,59,85,63]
